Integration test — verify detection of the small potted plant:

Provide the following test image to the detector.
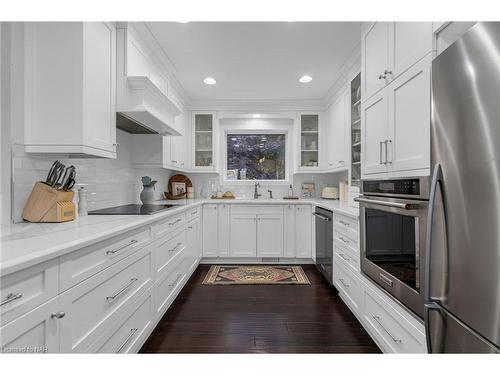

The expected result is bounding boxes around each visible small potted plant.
[140,176,157,204]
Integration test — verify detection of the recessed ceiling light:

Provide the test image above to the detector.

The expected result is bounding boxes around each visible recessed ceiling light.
[252,114,261,118]
[203,77,216,85]
[178,21,190,23]
[299,75,313,83]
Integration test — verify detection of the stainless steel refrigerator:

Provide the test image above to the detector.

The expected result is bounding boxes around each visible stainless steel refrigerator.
[427,22,500,353]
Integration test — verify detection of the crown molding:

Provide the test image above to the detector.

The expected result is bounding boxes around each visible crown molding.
[189,98,324,112]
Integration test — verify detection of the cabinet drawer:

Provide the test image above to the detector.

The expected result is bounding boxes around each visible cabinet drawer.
[334,244,360,273]
[59,227,151,291]
[59,246,152,352]
[334,228,359,258]
[154,255,186,318]
[333,214,358,235]
[154,212,187,238]
[363,286,426,353]
[91,290,153,353]
[231,204,283,215]
[186,207,200,221]
[1,260,58,327]
[333,261,362,314]
[153,227,187,280]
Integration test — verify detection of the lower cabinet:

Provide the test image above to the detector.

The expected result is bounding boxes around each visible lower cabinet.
[295,205,312,258]
[230,213,257,257]
[256,214,283,257]
[218,204,231,257]
[202,204,219,257]
[0,297,60,353]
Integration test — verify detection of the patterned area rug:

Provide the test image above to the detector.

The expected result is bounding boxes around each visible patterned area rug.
[202,265,310,285]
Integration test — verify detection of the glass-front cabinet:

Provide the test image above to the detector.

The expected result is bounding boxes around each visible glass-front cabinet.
[299,113,320,169]
[193,113,215,169]
[350,74,361,188]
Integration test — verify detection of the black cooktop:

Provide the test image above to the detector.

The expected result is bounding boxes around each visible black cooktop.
[88,204,175,215]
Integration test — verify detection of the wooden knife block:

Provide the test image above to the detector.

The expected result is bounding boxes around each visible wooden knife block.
[22,182,75,222]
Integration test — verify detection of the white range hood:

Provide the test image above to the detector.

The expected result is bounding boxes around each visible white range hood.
[116,23,183,136]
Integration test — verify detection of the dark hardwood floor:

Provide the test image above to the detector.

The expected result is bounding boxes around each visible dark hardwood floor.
[140,264,381,353]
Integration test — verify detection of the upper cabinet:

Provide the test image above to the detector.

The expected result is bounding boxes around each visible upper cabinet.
[24,22,117,158]
[115,23,182,136]
[193,113,216,170]
[325,90,349,171]
[298,113,321,170]
[362,22,433,101]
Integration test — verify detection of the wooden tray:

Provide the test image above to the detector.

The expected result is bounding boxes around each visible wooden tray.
[167,174,192,198]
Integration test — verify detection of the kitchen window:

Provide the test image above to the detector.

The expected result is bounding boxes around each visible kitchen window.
[225,133,287,182]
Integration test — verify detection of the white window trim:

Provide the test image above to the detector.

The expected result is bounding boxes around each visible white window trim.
[221,128,291,186]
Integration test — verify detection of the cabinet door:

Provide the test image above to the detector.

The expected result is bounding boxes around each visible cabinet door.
[193,113,215,169]
[202,205,218,257]
[295,205,312,258]
[84,22,116,153]
[387,57,431,173]
[257,214,284,257]
[230,214,257,257]
[218,204,231,257]
[362,22,390,100]
[390,22,432,79]
[186,219,201,273]
[0,297,60,353]
[362,89,389,175]
[283,205,296,257]
[327,93,347,169]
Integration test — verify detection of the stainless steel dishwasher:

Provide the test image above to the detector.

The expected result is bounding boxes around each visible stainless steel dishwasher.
[313,207,333,284]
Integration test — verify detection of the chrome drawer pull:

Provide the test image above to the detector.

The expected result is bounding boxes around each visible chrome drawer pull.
[168,218,182,226]
[106,239,138,255]
[168,242,182,253]
[50,311,65,319]
[339,253,351,262]
[116,328,138,353]
[1,292,23,307]
[373,315,402,343]
[106,278,138,302]
[338,278,350,288]
[339,220,350,227]
[339,236,350,244]
[168,274,183,287]
[191,211,198,215]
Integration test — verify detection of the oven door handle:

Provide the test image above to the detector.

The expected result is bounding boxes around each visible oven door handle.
[354,197,416,210]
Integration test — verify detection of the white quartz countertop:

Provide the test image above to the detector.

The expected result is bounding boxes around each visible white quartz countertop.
[0,198,358,276]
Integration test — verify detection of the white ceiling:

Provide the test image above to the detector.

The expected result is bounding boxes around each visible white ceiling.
[146,22,361,102]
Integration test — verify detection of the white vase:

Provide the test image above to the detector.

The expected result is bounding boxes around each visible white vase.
[140,186,155,204]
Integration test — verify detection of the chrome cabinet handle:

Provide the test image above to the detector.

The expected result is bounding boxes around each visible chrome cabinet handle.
[171,160,178,163]
[168,273,183,287]
[379,141,384,164]
[50,311,66,319]
[373,315,402,343]
[168,242,182,253]
[338,236,350,244]
[106,278,138,302]
[339,253,350,262]
[384,70,392,76]
[188,226,193,229]
[116,328,138,353]
[385,140,392,164]
[106,239,138,255]
[378,73,386,80]
[191,211,198,215]
[168,218,182,226]
[338,278,350,288]
[1,292,23,307]
[339,220,350,227]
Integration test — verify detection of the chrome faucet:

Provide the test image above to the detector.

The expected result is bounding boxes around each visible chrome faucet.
[267,189,273,199]
[254,183,261,199]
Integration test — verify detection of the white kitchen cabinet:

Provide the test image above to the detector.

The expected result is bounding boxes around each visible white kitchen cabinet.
[193,112,216,170]
[326,89,348,171]
[24,22,117,158]
[283,205,296,257]
[298,113,321,170]
[202,205,219,257]
[295,205,312,258]
[218,204,231,257]
[230,214,257,257]
[362,22,390,100]
[362,22,432,101]
[362,55,431,177]
[361,89,388,175]
[0,297,61,353]
[186,218,202,272]
[256,214,284,257]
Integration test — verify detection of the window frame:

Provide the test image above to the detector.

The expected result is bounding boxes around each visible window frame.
[222,128,291,186]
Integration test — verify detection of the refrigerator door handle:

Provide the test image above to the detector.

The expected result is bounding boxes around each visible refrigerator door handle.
[425,163,443,303]
[424,302,442,353]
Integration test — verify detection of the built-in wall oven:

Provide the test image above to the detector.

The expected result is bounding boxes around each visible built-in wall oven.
[355,177,429,318]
